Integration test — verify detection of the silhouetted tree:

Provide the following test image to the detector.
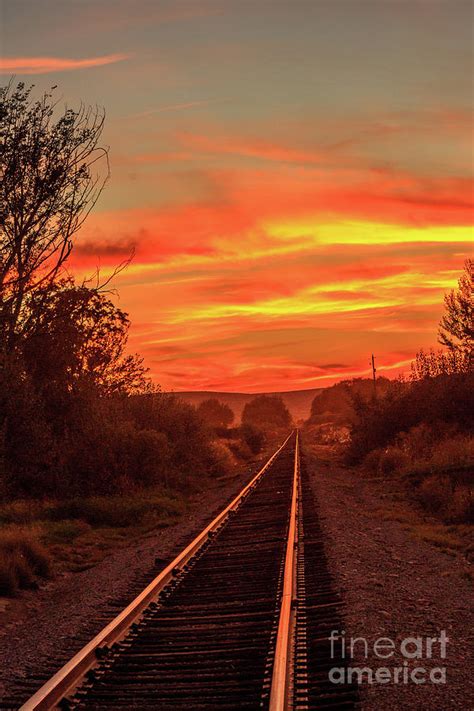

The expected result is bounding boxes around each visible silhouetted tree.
[0,82,229,500]
[410,347,468,380]
[22,279,148,398]
[438,258,473,370]
[0,82,109,345]
[242,395,291,430]
[239,423,265,454]
[346,372,473,464]
[197,398,234,429]
[308,378,392,425]
[125,393,220,487]
[410,261,473,380]
[0,351,56,495]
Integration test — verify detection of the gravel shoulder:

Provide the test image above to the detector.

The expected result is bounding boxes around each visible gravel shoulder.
[0,460,262,705]
[305,446,473,710]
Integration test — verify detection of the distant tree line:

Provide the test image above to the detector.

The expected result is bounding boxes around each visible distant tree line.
[346,259,473,462]
[308,259,472,445]
[242,395,292,430]
[306,260,473,522]
[196,394,292,457]
[197,399,234,429]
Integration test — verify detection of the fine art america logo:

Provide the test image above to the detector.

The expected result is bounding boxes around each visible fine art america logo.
[328,630,448,685]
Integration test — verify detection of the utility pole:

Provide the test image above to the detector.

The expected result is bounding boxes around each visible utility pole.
[371,353,377,396]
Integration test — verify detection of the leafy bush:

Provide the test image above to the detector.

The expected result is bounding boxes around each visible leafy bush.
[0,554,21,596]
[0,353,56,497]
[346,372,474,464]
[242,395,291,431]
[124,393,219,489]
[347,377,474,524]
[396,423,443,460]
[448,487,474,524]
[105,423,171,490]
[378,447,410,476]
[0,499,45,524]
[416,475,453,513]
[0,370,226,498]
[227,438,253,461]
[239,424,265,454]
[196,399,234,429]
[414,476,473,524]
[362,449,383,474]
[362,446,410,476]
[206,441,236,476]
[309,377,393,426]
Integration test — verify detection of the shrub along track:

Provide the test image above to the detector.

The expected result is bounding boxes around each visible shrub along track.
[4,433,358,711]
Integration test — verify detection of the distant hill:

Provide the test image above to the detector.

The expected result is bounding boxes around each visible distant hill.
[172,388,323,423]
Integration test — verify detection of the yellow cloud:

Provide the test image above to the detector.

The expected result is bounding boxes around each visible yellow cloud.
[266,219,473,245]
[165,269,459,324]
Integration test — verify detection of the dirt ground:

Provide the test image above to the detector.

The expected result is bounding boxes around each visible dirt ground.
[304,446,473,710]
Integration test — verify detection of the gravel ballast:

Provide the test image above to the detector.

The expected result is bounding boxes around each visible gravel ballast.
[305,451,473,710]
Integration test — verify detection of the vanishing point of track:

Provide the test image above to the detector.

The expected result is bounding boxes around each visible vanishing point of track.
[15,431,358,711]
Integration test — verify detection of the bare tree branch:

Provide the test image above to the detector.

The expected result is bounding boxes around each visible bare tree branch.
[0,81,109,345]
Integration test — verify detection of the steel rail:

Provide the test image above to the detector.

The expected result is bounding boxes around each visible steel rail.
[269,429,299,711]
[20,432,294,711]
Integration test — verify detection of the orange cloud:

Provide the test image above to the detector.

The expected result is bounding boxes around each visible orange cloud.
[71,166,472,276]
[0,54,128,74]
[177,132,325,164]
[94,230,467,391]
[67,115,472,392]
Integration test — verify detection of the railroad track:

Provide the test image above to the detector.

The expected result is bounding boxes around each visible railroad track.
[11,431,358,711]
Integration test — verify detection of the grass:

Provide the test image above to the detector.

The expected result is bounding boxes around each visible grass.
[0,491,186,528]
[409,523,469,552]
[372,491,473,557]
[0,529,52,596]
[44,492,186,528]
[0,500,45,525]
[374,504,420,526]
[375,501,473,556]
[41,519,91,544]
[0,489,188,595]
[357,428,473,528]
[356,454,473,559]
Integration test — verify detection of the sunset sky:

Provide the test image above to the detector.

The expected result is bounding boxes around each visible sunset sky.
[2,0,472,392]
